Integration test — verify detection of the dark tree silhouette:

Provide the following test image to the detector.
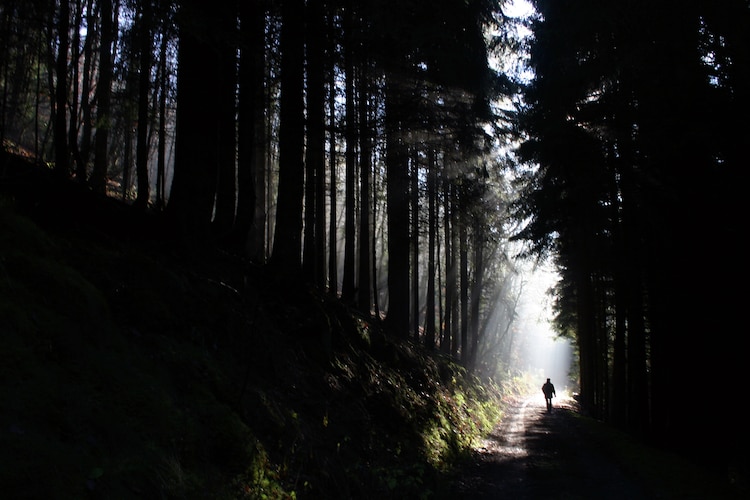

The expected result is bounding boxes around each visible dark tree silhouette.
[271,0,305,272]
[211,1,238,238]
[0,0,519,372]
[53,0,70,177]
[167,0,231,245]
[302,0,328,286]
[517,0,749,466]
[133,0,153,210]
[91,0,115,193]
[234,0,267,260]
[357,8,373,315]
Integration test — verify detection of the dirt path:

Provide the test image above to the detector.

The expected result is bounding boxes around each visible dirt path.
[445,395,741,499]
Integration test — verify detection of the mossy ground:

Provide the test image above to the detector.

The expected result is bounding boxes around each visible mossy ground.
[0,186,521,499]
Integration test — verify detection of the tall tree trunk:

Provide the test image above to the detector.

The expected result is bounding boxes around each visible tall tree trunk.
[0,8,10,143]
[122,104,133,200]
[574,219,597,415]
[122,11,137,200]
[234,0,265,258]
[371,117,380,318]
[54,0,70,177]
[92,0,114,193]
[134,0,152,210]
[34,39,42,159]
[313,9,328,289]
[595,277,609,418]
[341,1,357,302]
[384,82,409,336]
[425,150,437,350]
[155,27,168,210]
[357,52,372,315]
[410,149,419,341]
[450,197,460,357]
[443,181,453,354]
[167,0,224,246]
[610,221,628,428]
[303,0,326,285]
[459,213,468,363]
[271,0,306,272]
[212,2,238,239]
[68,0,83,180]
[77,0,97,174]
[469,225,484,369]
[625,246,648,434]
[78,0,95,180]
[327,25,338,295]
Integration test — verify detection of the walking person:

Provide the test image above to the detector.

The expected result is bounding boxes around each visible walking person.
[542,378,556,412]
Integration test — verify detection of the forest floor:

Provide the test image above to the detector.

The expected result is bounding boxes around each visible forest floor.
[445,395,746,499]
[0,150,512,499]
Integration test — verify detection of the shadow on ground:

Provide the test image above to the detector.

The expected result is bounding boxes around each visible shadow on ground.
[446,396,745,499]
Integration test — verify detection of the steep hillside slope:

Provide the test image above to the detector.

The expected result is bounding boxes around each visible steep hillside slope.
[0,154,518,499]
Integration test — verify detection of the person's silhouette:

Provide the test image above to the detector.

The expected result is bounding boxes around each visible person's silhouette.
[542,378,556,412]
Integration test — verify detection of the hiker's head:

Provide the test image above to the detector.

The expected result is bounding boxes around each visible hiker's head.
[547,378,550,382]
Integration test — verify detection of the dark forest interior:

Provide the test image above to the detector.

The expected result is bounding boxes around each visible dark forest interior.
[1,0,747,498]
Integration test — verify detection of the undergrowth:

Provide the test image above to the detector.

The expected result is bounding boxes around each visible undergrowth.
[0,194,511,499]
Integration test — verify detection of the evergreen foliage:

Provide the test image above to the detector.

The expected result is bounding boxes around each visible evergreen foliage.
[514,0,748,470]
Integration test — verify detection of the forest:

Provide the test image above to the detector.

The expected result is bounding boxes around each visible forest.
[1,0,748,497]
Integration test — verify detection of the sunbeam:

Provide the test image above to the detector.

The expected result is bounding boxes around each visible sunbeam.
[516,260,576,394]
